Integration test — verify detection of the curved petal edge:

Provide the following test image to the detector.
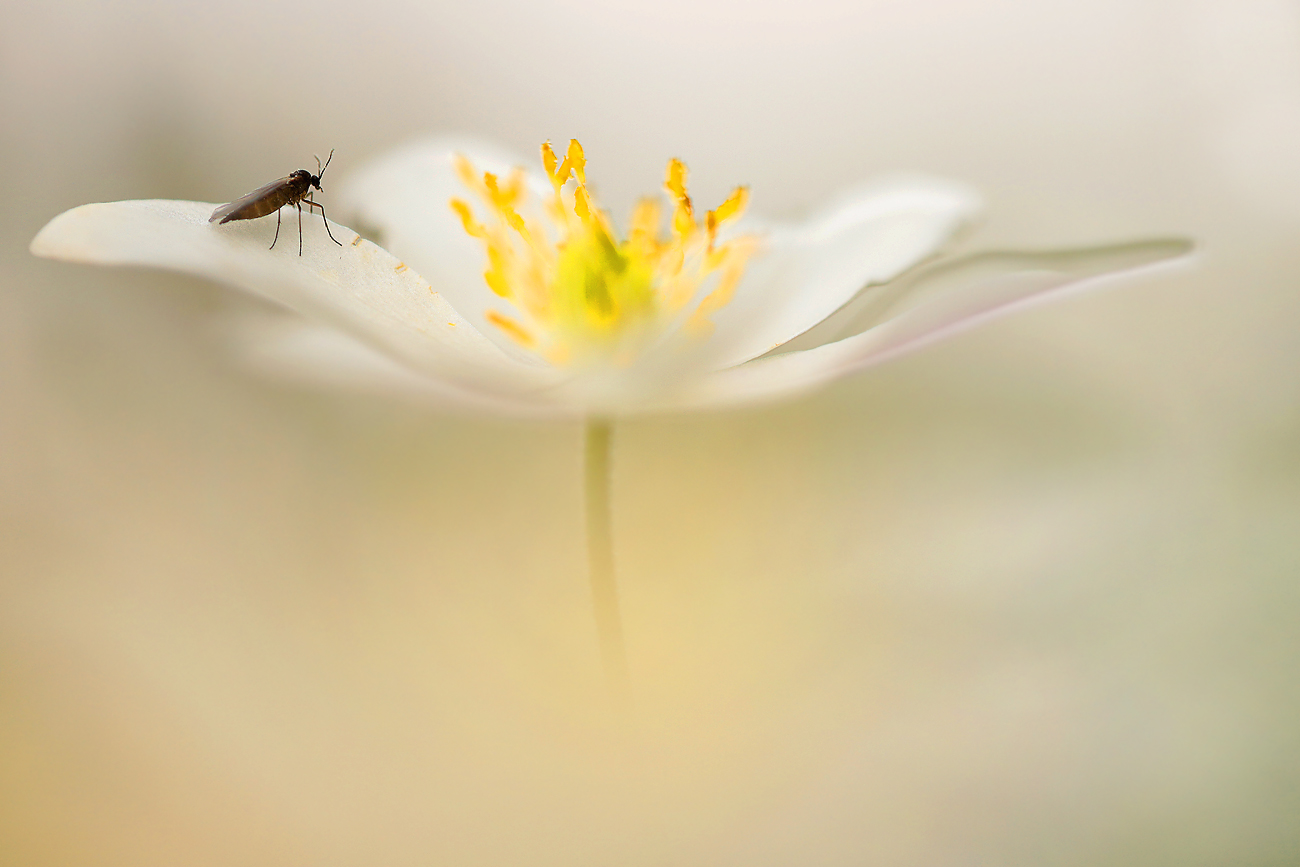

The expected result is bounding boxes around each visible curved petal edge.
[662,238,1195,412]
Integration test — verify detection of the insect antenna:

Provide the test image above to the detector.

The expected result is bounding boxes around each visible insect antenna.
[315,148,335,180]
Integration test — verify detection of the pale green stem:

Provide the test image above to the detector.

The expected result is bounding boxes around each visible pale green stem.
[584,418,629,701]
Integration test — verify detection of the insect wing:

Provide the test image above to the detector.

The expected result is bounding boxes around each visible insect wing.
[209,175,296,223]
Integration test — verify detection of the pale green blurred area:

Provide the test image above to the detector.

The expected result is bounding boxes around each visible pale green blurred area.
[2,0,1299,864]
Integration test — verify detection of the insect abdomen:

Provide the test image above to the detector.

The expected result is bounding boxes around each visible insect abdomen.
[209,175,310,223]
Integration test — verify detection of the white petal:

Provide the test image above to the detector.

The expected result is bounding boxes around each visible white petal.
[695,175,982,369]
[337,136,548,356]
[664,239,1195,411]
[30,200,565,403]
[223,313,574,417]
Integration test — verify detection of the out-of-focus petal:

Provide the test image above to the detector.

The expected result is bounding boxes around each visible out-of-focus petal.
[30,199,565,402]
[696,176,981,369]
[337,136,548,350]
[663,239,1195,411]
[224,313,570,417]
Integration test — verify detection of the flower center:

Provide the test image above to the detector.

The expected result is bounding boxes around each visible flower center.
[450,140,758,367]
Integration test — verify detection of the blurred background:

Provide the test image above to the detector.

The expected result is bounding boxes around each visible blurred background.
[2,0,1298,864]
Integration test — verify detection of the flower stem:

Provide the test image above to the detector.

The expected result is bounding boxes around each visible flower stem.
[584,417,629,704]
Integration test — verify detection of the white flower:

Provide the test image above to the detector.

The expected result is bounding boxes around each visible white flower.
[30,137,1190,417]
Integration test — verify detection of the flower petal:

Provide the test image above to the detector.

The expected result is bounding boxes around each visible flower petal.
[223,313,571,416]
[666,239,1194,411]
[30,199,564,401]
[337,136,549,351]
[695,175,982,369]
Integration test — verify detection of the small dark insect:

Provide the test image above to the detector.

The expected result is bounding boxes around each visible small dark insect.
[209,150,344,255]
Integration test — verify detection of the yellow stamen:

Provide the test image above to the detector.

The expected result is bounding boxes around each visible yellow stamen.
[706,186,749,252]
[541,141,560,181]
[558,139,586,186]
[485,309,535,347]
[665,158,695,241]
[453,154,482,195]
[450,198,484,237]
[451,140,759,366]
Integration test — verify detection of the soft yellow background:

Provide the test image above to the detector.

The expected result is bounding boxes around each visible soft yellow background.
[3,0,1298,864]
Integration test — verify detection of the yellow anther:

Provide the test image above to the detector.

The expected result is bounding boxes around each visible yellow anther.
[706,185,749,248]
[483,172,505,207]
[485,246,513,298]
[557,139,586,186]
[501,168,526,204]
[503,207,528,237]
[453,154,481,193]
[484,268,512,298]
[541,141,559,182]
[713,186,748,224]
[665,158,688,200]
[482,169,526,211]
[665,158,695,240]
[485,310,535,347]
[450,198,484,237]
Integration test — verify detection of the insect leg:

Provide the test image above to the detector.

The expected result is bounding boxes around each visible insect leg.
[304,197,343,246]
[297,203,303,256]
[270,208,282,250]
